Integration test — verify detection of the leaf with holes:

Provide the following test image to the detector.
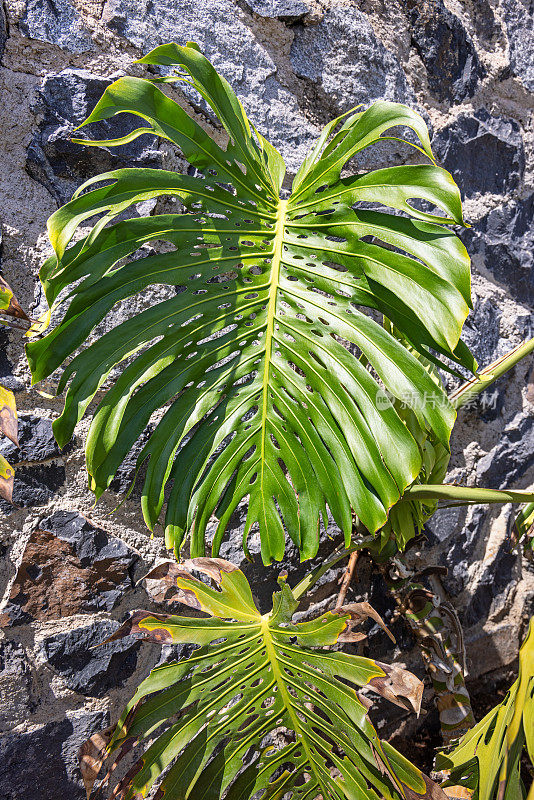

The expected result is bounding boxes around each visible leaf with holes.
[436,618,534,800]
[27,42,475,563]
[83,556,446,800]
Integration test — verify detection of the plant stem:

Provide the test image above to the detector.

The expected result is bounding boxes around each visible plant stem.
[336,551,359,607]
[291,539,368,601]
[405,485,534,504]
[382,559,475,747]
[450,338,534,410]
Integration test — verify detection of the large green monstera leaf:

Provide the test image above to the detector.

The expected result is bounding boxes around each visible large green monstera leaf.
[436,618,534,800]
[81,557,447,800]
[27,43,475,563]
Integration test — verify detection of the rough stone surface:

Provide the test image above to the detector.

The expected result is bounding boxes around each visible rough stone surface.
[476,412,534,487]
[462,195,534,305]
[0,710,108,800]
[27,69,162,205]
[0,415,63,463]
[18,0,93,53]
[502,0,534,91]
[0,511,138,626]
[0,639,35,729]
[0,415,69,512]
[401,0,485,102]
[244,0,311,17]
[0,0,532,788]
[40,619,142,697]
[291,5,415,113]
[0,4,7,62]
[433,108,524,198]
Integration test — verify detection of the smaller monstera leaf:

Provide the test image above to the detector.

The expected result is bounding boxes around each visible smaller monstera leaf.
[436,618,534,800]
[83,557,443,800]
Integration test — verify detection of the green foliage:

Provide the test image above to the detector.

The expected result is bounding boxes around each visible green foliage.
[436,619,534,800]
[26,42,477,564]
[374,338,534,556]
[0,276,27,502]
[81,557,446,800]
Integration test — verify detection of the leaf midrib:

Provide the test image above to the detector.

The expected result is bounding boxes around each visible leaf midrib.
[259,199,287,506]
[261,615,336,800]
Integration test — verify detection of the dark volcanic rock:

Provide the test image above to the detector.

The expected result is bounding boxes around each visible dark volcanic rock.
[0,416,69,512]
[109,426,153,497]
[18,0,93,53]
[0,511,138,627]
[462,195,534,307]
[0,463,66,510]
[401,0,484,102]
[476,412,534,488]
[291,5,415,114]
[464,543,518,626]
[460,296,502,366]
[0,640,35,729]
[433,109,524,198]
[502,0,534,91]
[471,0,502,44]
[40,619,142,697]
[0,329,24,392]
[0,710,107,800]
[0,415,63,463]
[26,69,161,205]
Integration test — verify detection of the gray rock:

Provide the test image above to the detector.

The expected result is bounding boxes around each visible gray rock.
[244,0,311,17]
[102,0,318,173]
[502,0,534,91]
[0,329,24,392]
[464,540,518,625]
[0,3,8,62]
[401,0,484,102]
[40,619,142,697]
[0,710,107,800]
[18,0,93,53]
[291,5,415,114]
[462,195,534,307]
[109,426,153,497]
[42,510,138,572]
[476,412,534,488]
[0,463,66,511]
[0,640,35,730]
[471,0,502,44]
[0,414,68,511]
[0,415,72,514]
[26,69,162,205]
[0,415,63,463]
[442,507,487,594]
[290,5,430,169]
[433,108,524,198]
[0,511,138,627]
[460,296,502,366]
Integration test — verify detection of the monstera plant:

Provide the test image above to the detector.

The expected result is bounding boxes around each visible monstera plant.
[27,42,481,564]
[80,558,431,800]
[27,43,534,800]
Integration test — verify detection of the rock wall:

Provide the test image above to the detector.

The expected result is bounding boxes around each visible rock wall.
[0,0,533,796]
